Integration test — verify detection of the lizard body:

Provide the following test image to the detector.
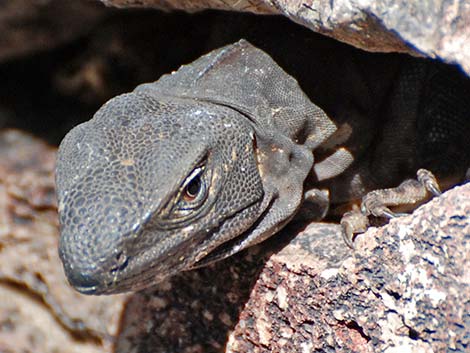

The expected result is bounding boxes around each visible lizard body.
[56,40,470,295]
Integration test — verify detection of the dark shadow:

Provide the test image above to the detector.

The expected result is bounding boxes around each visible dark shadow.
[114,220,308,353]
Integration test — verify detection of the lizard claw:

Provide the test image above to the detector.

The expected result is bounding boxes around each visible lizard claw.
[341,222,355,249]
[360,196,400,218]
[340,169,443,247]
[380,209,408,219]
[340,208,369,249]
[417,168,442,196]
[380,208,397,219]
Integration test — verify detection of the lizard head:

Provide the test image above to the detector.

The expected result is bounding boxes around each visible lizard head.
[56,40,335,294]
[57,92,268,294]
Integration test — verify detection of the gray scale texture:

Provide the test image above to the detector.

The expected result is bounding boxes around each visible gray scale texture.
[57,41,329,294]
[56,40,470,295]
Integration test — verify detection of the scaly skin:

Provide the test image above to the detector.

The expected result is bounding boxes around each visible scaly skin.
[56,40,470,295]
[56,40,335,294]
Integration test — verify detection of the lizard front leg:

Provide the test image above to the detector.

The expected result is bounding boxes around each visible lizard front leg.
[341,169,442,247]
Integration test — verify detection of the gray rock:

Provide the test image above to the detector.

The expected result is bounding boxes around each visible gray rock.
[100,0,470,74]
[116,184,470,352]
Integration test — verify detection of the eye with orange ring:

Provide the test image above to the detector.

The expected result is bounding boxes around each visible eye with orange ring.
[176,166,208,214]
[183,172,203,201]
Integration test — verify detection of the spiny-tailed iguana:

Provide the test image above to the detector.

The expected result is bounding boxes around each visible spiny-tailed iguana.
[56,40,470,295]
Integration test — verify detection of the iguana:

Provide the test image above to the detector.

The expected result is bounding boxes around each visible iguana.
[56,40,470,295]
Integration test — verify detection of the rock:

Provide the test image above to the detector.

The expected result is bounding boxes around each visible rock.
[1,3,469,352]
[0,130,128,353]
[116,183,470,352]
[100,0,470,75]
[0,127,468,352]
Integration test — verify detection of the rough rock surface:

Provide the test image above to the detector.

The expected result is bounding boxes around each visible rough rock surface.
[1,3,469,353]
[0,130,128,353]
[116,184,470,352]
[0,129,469,352]
[100,0,470,74]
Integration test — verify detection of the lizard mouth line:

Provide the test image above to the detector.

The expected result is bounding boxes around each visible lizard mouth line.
[74,284,99,295]
[191,196,275,269]
[91,199,269,295]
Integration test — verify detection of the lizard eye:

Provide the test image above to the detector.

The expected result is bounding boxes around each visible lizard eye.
[183,174,202,201]
[158,164,210,223]
[175,166,208,215]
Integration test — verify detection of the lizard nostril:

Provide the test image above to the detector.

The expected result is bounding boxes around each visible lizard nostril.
[288,151,294,162]
[252,134,257,150]
[111,251,130,272]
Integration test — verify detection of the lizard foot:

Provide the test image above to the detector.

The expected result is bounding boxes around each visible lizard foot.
[341,168,441,247]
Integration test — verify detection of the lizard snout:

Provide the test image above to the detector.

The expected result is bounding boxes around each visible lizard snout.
[59,236,133,295]
[62,265,101,294]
